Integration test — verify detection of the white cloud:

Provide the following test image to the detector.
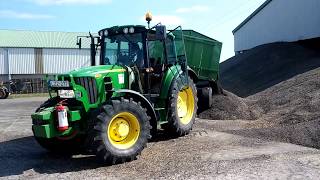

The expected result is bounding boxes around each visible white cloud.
[141,15,184,26]
[176,5,209,13]
[31,0,111,5]
[0,10,55,19]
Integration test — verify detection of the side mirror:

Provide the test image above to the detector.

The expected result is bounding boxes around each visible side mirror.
[156,25,167,40]
[76,38,82,49]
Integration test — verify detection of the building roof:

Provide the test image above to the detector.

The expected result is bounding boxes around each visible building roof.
[232,0,272,34]
[0,29,92,48]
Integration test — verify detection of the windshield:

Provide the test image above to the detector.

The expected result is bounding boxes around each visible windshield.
[103,33,144,67]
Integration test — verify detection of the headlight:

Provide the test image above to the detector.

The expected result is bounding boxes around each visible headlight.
[104,30,108,36]
[99,31,103,36]
[123,28,128,34]
[58,90,75,98]
[129,27,134,33]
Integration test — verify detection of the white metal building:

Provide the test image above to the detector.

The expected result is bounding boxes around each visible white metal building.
[0,30,96,82]
[233,0,320,53]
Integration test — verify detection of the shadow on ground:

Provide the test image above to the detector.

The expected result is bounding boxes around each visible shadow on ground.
[0,136,98,177]
[0,132,178,177]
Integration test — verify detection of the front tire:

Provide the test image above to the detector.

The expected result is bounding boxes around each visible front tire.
[166,77,198,136]
[89,98,151,164]
[33,97,85,154]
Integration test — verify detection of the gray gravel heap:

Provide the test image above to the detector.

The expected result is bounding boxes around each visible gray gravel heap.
[199,67,320,148]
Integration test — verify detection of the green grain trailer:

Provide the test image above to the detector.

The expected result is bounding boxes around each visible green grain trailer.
[183,30,222,82]
[31,18,222,164]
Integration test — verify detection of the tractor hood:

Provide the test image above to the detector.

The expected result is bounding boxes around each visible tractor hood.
[68,65,126,77]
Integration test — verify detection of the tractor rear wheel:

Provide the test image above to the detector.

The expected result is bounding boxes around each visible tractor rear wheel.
[166,77,198,136]
[88,98,151,164]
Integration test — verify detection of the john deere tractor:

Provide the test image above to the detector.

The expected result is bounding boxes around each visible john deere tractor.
[31,14,222,164]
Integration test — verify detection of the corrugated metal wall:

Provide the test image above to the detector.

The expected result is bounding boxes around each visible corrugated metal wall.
[0,47,100,76]
[9,48,35,74]
[234,0,320,52]
[43,48,91,74]
[0,48,7,74]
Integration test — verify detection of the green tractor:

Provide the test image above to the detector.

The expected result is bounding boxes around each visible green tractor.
[31,16,222,164]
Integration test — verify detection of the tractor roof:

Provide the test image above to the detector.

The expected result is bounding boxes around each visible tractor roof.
[99,25,146,36]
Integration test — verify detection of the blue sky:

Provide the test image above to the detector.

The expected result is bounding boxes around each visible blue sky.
[0,0,266,61]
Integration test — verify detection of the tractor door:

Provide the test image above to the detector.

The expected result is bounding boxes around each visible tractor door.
[146,26,188,97]
[167,26,189,85]
[146,33,167,94]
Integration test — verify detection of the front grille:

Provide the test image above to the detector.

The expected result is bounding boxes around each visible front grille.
[74,77,98,104]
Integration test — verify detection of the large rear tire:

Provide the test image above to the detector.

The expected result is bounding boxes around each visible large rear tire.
[88,98,151,164]
[166,77,198,136]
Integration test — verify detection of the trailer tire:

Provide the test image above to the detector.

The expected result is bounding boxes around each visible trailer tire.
[166,76,198,136]
[199,87,213,110]
[212,81,224,95]
[88,98,151,164]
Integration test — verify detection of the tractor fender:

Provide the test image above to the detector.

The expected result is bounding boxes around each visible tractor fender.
[159,65,198,99]
[159,65,182,99]
[187,66,198,82]
[114,89,157,130]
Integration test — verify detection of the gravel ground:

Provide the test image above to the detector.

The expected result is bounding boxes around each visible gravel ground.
[1,97,320,179]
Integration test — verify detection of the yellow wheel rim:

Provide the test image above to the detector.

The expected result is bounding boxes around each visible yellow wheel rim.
[177,86,195,125]
[107,112,140,149]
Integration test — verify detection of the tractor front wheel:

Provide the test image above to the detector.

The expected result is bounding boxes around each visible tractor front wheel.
[88,98,151,164]
[33,98,85,154]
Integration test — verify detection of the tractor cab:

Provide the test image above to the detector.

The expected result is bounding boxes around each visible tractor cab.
[97,24,188,97]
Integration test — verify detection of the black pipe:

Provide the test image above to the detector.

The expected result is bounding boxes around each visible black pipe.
[90,36,96,66]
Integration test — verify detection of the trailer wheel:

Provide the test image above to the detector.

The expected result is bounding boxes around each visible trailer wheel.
[166,77,198,136]
[199,87,213,110]
[88,98,151,164]
[212,81,224,95]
